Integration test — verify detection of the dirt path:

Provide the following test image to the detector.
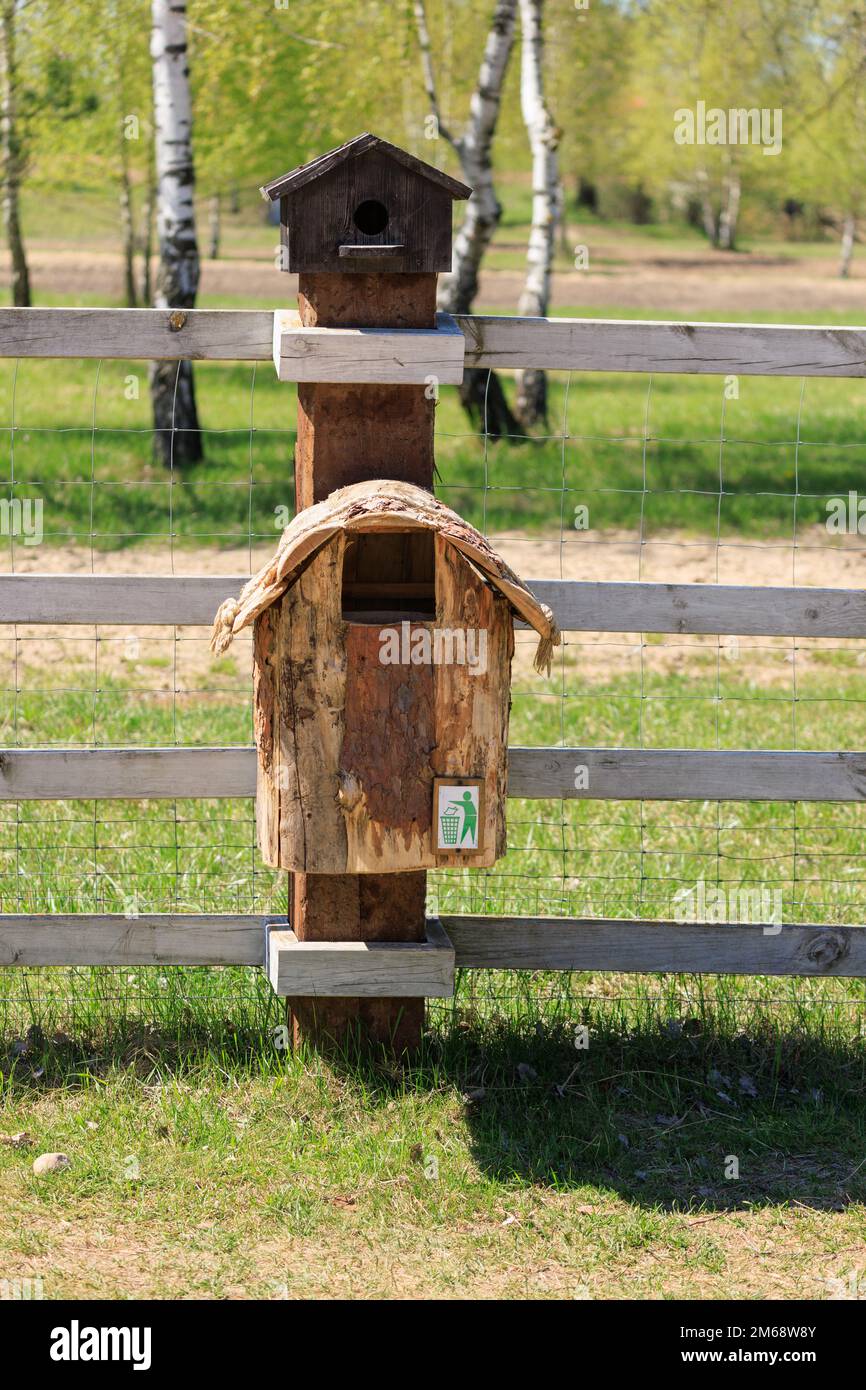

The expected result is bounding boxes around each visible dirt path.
[2,237,863,316]
[3,526,863,687]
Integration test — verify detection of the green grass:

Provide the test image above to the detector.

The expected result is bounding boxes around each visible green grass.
[4,348,866,548]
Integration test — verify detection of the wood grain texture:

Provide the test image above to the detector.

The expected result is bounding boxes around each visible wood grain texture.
[289,870,426,1051]
[3,310,866,378]
[2,746,866,803]
[276,148,456,274]
[266,918,454,997]
[0,307,273,359]
[458,315,866,376]
[254,535,512,872]
[256,542,349,871]
[273,310,464,383]
[0,747,256,799]
[0,914,262,965]
[507,747,866,802]
[441,916,866,976]
[260,132,471,202]
[4,912,865,979]
[3,575,866,640]
[287,267,440,1050]
[522,580,866,639]
[0,575,241,625]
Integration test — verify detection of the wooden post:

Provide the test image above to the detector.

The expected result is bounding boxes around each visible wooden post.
[288,276,437,1054]
[257,134,471,1054]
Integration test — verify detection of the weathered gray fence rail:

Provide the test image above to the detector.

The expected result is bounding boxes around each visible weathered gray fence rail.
[3,306,866,376]
[1,914,861,979]
[0,746,864,804]
[2,575,866,638]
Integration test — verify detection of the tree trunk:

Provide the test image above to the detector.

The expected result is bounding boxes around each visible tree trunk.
[556,177,570,258]
[695,168,718,246]
[717,169,740,251]
[0,0,30,308]
[414,0,521,438]
[149,0,202,467]
[515,0,559,429]
[141,147,156,305]
[119,141,137,308]
[208,191,220,259]
[840,211,856,279]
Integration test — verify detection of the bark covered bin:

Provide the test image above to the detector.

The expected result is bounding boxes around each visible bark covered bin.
[212,479,559,875]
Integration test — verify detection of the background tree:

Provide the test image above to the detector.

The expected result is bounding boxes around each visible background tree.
[150,0,202,467]
[789,1,866,277]
[514,0,558,429]
[1,0,30,305]
[414,0,521,437]
[625,0,799,250]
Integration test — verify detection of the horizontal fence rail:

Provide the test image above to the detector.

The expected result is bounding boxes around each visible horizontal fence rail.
[0,748,256,799]
[0,308,274,361]
[3,307,866,376]
[3,575,866,638]
[509,748,866,802]
[0,914,264,966]
[1,914,862,976]
[1,746,865,802]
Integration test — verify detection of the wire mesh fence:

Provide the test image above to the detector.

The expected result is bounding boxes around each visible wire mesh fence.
[3,354,866,1035]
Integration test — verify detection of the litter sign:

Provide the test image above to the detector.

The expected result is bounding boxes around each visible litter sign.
[434,779,484,854]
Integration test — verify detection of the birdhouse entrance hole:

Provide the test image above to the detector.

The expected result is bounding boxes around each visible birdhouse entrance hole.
[352,198,390,236]
[340,531,436,623]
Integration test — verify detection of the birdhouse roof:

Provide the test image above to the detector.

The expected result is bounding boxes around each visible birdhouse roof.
[211,480,560,674]
[260,132,472,203]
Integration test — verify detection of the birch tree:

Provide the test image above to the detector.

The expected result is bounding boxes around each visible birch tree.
[0,0,30,307]
[150,0,201,466]
[514,0,558,428]
[414,0,520,437]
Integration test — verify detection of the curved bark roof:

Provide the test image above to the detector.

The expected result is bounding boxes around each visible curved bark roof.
[211,480,560,674]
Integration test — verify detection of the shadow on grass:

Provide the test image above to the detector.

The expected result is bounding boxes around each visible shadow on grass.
[3,985,864,1214]
[440,1012,866,1212]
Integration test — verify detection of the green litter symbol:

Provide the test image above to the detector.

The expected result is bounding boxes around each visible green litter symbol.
[439,803,461,846]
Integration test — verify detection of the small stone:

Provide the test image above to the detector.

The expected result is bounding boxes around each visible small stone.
[32,1152,70,1176]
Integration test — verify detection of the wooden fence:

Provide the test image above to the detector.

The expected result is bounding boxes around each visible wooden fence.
[1,307,865,986]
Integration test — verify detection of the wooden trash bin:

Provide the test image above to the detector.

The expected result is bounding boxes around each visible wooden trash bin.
[212,479,559,875]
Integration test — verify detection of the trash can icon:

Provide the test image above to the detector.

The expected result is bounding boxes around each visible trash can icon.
[439,803,461,847]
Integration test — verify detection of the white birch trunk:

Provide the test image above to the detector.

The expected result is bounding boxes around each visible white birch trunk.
[840,211,856,279]
[149,0,202,464]
[434,0,518,316]
[0,0,30,307]
[515,0,559,427]
[414,0,519,435]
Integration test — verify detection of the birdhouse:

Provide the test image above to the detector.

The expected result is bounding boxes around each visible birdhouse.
[260,132,471,274]
[211,482,559,874]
